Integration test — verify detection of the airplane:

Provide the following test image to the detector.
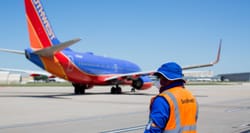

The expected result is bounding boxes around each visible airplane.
[0,0,221,95]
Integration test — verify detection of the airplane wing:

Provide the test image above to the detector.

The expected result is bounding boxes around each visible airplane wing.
[105,41,221,82]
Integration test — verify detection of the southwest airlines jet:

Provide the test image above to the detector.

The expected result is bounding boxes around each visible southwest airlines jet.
[0,0,221,94]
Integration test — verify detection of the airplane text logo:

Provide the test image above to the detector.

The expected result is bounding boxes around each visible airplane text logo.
[33,0,56,41]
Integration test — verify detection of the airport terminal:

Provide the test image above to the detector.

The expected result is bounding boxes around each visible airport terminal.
[219,72,250,82]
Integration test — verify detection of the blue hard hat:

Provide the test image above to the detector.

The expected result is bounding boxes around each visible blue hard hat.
[155,62,183,80]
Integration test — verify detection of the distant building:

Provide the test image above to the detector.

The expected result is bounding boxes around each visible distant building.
[0,71,21,84]
[218,72,250,82]
[0,71,9,84]
[184,71,214,78]
[183,71,219,82]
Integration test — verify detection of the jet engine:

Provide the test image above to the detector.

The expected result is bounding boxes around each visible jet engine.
[132,76,153,90]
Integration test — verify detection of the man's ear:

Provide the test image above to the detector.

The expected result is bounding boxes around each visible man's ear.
[160,77,170,86]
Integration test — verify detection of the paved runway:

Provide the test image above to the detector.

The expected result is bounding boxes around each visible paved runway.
[0,83,250,133]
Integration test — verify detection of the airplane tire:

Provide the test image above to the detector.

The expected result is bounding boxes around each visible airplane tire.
[111,87,122,94]
[80,87,85,94]
[117,87,122,94]
[74,87,80,95]
[111,87,116,94]
[73,84,86,95]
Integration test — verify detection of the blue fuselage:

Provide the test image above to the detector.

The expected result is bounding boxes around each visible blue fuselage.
[63,50,142,75]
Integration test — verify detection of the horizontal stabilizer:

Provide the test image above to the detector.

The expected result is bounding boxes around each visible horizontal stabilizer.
[0,48,24,55]
[34,38,81,56]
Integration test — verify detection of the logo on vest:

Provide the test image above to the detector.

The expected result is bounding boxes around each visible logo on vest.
[181,98,194,104]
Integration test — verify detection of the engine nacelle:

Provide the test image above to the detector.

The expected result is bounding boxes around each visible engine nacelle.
[132,76,153,90]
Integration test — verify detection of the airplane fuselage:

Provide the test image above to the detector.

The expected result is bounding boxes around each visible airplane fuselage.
[25,48,141,85]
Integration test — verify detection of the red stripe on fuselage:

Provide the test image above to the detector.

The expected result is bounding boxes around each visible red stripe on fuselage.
[54,52,118,85]
[54,52,93,83]
[25,0,52,48]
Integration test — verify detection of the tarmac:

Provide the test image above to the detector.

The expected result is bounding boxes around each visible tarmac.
[0,83,250,133]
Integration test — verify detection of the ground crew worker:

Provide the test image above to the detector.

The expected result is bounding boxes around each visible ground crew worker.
[144,62,198,133]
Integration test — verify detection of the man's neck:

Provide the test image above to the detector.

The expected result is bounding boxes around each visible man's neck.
[159,81,184,93]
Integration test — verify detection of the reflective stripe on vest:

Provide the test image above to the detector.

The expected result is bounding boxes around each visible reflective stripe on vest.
[163,91,196,133]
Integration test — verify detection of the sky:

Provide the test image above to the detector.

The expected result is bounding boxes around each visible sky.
[0,0,249,75]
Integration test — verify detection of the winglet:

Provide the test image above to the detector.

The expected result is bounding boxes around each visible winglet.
[33,38,81,56]
[211,39,221,65]
[182,39,222,70]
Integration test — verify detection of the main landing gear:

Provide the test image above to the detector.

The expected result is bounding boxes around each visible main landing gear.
[110,85,137,94]
[111,84,122,94]
[72,83,86,95]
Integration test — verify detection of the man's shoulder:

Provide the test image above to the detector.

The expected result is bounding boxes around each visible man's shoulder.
[151,95,171,114]
[152,95,170,106]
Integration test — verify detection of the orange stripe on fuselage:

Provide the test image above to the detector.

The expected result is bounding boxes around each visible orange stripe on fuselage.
[40,55,68,80]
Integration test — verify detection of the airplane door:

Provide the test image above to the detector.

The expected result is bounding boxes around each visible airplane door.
[67,55,74,72]
[114,64,118,72]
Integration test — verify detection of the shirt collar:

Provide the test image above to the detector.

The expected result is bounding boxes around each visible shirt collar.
[159,81,184,93]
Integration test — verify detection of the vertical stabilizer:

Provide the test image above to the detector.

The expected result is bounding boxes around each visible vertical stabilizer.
[25,0,60,49]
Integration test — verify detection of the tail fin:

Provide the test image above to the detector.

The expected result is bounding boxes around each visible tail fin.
[25,0,60,49]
